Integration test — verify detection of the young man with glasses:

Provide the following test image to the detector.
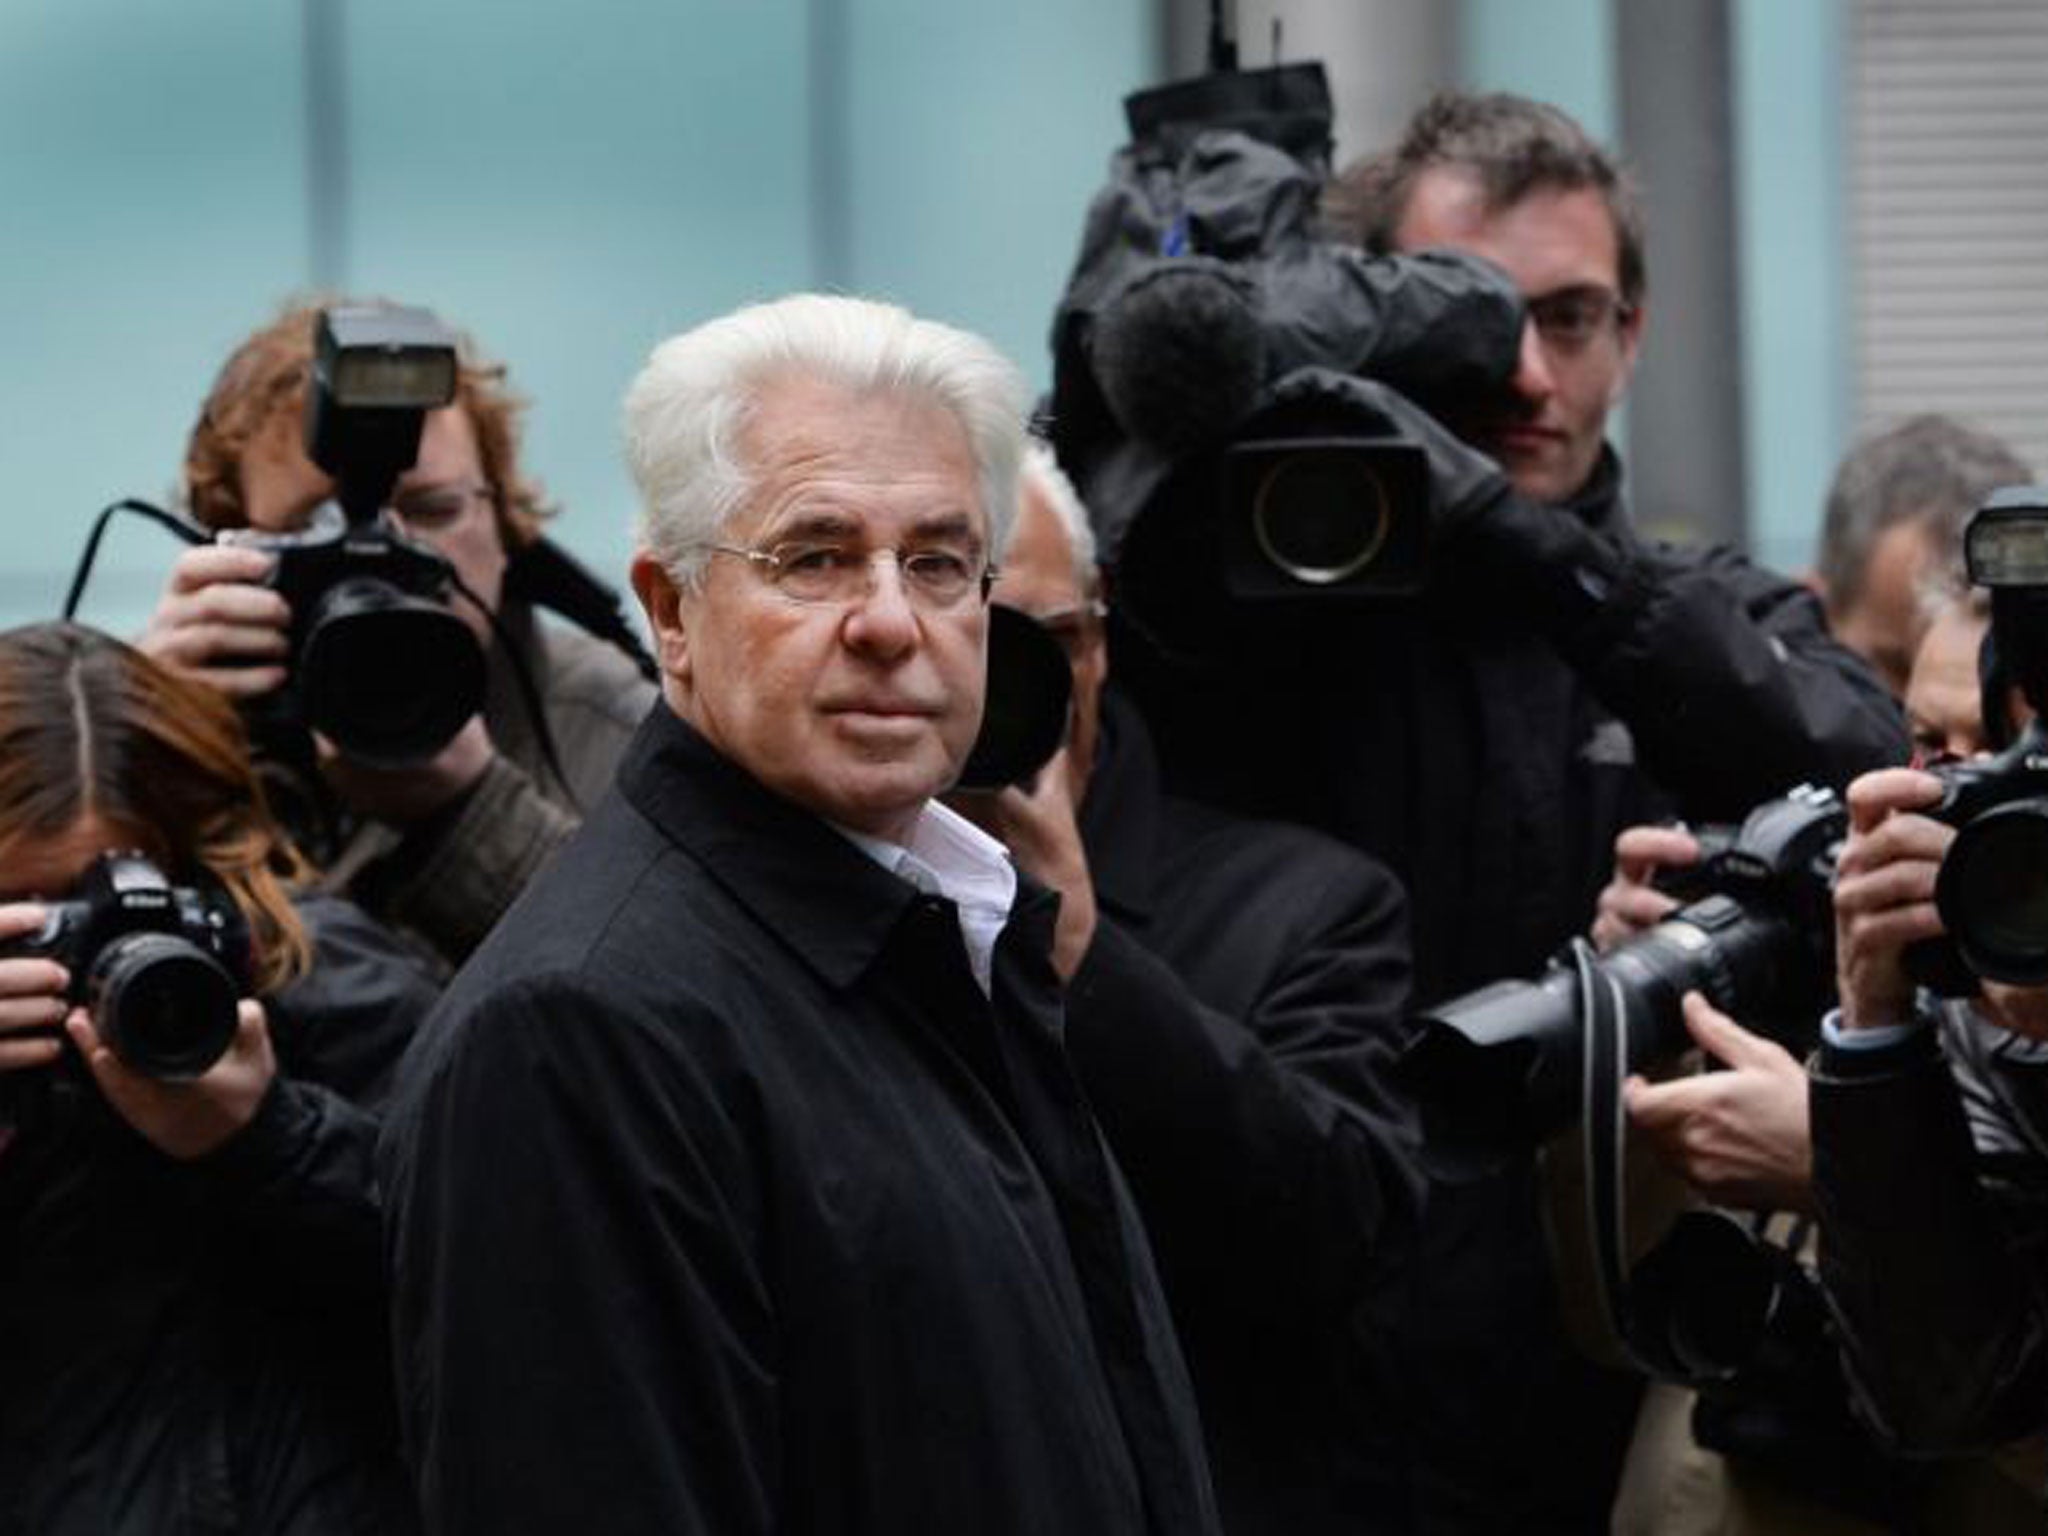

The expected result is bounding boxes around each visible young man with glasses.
[141,301,656,968]
[381,294,1222,1536]
[1298,92,1908,1534]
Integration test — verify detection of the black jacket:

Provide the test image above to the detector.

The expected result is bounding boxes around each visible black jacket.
[1813,1006,2048,1455]
[1116,449,1907,1007]
[379,706,1222,1536]
[1110,451,1906,1533]
[1067,693,1421,1534]
[0,896,435,1536]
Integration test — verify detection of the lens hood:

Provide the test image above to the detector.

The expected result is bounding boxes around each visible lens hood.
[299,580,485,765]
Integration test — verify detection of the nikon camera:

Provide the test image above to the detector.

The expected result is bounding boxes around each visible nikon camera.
[1402,785,1844,1161]
[223,305,486,766]
[0,851,250,1080]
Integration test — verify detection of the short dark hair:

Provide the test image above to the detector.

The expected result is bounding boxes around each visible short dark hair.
[1323,90,1647,310]
[1818,413,2033,613]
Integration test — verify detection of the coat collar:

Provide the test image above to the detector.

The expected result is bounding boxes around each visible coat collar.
[1559,442,1628,535]
[615,705,931,992]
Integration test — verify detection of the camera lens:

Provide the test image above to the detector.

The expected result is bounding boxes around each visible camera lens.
[299,578,486,765]
[89,933,241,1080]
[1626,1210,1818,1384]
[1938,799,2048,984]
[1250,449,1393,586]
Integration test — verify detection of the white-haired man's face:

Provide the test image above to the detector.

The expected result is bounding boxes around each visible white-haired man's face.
[633,373,992,841]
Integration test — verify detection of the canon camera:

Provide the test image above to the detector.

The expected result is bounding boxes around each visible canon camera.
[225,305,486,765]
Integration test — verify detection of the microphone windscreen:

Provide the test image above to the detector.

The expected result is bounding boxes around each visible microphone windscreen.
[1093,258,1267,456]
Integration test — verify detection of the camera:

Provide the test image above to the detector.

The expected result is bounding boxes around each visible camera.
[224,305,486,766]
[0,851,250,1080]
[1401,784,1844,1158]
[1905,723,2048,990]
[1901,489,2048,991]
[957,604,1074,790]
[1048,59,1523,660]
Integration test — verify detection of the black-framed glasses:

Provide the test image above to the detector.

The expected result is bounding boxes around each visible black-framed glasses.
[1526,286,1635,353]
[709,539,997,611]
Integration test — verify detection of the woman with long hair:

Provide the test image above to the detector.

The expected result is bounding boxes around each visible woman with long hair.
[0,622,431,1535]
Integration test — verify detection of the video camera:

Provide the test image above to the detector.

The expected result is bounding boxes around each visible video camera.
[0,851,250,1081]
[1906,487,2048,991]
[1401,785,1843,1161]
[224,305,486,766]
[1047,55,1524,660]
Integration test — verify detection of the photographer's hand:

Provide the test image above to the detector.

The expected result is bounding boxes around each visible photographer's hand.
[950,747,1098,981]
[1591,824,1701,952]
[1834,767,1951,1032]
[1294,375,1508,524]
[0,903,68,1074]
[66,998,275,1160]
[138,545,291,699]
[1623,991,1813,1213]
[1302,378,1633,639]
[318,714,495,826]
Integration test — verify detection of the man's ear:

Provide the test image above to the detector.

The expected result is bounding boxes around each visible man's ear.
[630,551,690,687]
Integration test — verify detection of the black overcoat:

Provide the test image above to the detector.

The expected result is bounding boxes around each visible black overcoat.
[1066,692,1422,1534]
[0,897,435,1536]
[379,705,1221,1536]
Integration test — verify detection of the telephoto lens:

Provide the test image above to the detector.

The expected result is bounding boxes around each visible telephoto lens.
[1401,786,1843,1170]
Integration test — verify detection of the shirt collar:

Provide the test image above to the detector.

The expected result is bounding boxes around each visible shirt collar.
[616,706,933,992]
[835,800,1017,996]
[835,799,1017,921]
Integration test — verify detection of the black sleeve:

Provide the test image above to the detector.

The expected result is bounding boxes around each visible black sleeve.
[1578,541,1908,816]
[187,895,439,1307]
[1811,1024,2048,1452]
[379,974,779,1536]
[1062,848,1421,1319]
[1444,486,1907,820]
[357,755,580,967]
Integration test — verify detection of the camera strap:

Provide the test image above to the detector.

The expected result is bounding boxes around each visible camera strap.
[1573,939,1700,1383]
[1575,942,1646,1357]
[60,499,209,621]
[504,538,659,684]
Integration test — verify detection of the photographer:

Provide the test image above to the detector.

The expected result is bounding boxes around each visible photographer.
[954,447,1422,1533]
[0,622,435,1535]
[142,301,656,969]
[1055,73,1905,1530]
[1813,663,2048,1461]
[1601,589,2048,1532]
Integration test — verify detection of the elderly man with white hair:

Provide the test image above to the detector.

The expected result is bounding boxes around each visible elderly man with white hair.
[378,294,1220,1536]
